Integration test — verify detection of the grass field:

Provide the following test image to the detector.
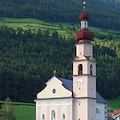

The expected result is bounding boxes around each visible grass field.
[0,100,36,120]
[0,17,74,38]
[0,17,120,42]
[13,105,35,120]
[107,97,120,111]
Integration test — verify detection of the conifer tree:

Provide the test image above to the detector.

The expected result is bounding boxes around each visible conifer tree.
[0,97,16,120]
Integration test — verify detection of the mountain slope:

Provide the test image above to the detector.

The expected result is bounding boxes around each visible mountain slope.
[108,0,120,8]
[0,0,120,29]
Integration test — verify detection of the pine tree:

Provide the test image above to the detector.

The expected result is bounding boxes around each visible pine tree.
[0,97,16,120]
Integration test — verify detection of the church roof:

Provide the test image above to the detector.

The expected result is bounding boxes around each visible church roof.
[79,11,89,21]
[75,11,94,42]
[75,28,94,41]
[58,77,73,92]
[58,77,108,104]
[108,109,120,119]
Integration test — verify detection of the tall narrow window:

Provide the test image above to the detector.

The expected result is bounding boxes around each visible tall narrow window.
[96,108,100,114]
[85,22,86,28]
[78,64,83,75]
[51,110,56,120]
[62,114,65,120]
[42,114,45,120]
[90,65,93,75]
[81,22,84,28]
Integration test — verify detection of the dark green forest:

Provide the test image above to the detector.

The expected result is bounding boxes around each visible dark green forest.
[0,0,120,30]
[0,25,119,102]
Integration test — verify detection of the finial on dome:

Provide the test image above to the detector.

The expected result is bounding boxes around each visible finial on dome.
[83,1,86,11]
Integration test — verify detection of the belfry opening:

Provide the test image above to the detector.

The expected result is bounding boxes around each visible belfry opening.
[78,64,83,75]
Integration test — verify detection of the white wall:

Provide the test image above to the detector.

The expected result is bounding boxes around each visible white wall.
[96,102,108,120]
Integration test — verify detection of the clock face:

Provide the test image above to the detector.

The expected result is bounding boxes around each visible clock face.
[77,78,84,86]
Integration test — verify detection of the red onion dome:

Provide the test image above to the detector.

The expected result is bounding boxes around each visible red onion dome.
[75,28,94,41]
[79,11,89,21]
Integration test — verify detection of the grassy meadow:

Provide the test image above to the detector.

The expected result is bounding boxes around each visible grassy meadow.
[0,101,35,120]
[13,104,35,120]
[0,17,119,42]
[107,97,120,111]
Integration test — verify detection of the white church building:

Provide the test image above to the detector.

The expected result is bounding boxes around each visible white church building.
[34,10,108,120]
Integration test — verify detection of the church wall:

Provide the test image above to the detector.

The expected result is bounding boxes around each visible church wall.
[73,99,89,120]
[73,99,96,120]
[35,99,72,120]
[37,77,72,99]
[73,75,87,97]
[84,44,93,57]
[76,43,93,57]
[96,102,108,120]
[73,60,96,76]
[73,75,96,98]
[88,99,96,120]
[76,44,84,56]
[88,76,96,98]
[73,98,96,120]
[87,60,96,76]
[36,102,41,120]
[73,60,88,75]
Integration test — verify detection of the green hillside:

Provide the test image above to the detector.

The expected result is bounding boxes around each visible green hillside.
[0,17,120,42]
[0,0,120,30]
[0,19,119,102]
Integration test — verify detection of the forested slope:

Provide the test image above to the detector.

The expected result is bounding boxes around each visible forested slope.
[0,0,120,30]
[0,26,119,102]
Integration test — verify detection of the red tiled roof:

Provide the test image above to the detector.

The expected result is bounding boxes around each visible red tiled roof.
[108,109,120,118]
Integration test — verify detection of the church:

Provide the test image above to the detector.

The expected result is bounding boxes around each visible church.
[34,9,108,120]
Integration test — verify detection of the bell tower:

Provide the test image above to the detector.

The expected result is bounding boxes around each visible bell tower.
[72,8,96,120]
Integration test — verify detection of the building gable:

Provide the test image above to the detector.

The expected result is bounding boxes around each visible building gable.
[37,76,72,99]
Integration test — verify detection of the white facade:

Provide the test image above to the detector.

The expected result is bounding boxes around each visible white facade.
[35,98,73,120]
[96,102,108,120]
[35,76,73,120]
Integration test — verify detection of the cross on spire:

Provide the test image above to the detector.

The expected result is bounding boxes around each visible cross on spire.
[53,70,56,76]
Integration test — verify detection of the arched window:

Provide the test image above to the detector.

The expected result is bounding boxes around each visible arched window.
[90,65,93,75]
[42,114,45,120]
[85,22,88,28]
[78,64,83,75]
[96,108,100,114]
[51,110,56,120]
[62,114,65,120]
[81,22,84,28]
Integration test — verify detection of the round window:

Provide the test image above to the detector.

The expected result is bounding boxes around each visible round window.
[52,89,56,94]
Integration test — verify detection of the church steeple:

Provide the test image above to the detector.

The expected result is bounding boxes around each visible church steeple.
[72,7,96,120]
[75,11,94,43]
[73,10,95,59]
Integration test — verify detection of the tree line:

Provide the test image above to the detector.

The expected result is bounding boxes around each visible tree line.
[0,0,120,30]
[0,25,119,102]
